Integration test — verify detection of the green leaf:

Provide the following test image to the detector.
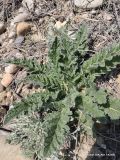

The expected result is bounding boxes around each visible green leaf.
[73,26,88,54]
[4,91,50,124]
[63,87,79,107]
[105,97,120,119]
[79,110,93,135]
[49,37,60,67]
[43,105,71,157]
[95,89,107,104]
[87,87,107,104]
[6,58,41,72]
[81,95,105,118]
[4,25,120,159]
[82,44,120,80]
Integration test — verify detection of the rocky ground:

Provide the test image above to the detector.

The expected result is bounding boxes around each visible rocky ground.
[0,0,120,160]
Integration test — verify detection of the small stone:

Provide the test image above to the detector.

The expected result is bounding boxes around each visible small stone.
[11,12,29,24]
[91,9,97,15]
[18,7,26,13]
[81,13,89,19]
[9,39,14,44]
[109,79,113,83]
[15,52,24,59]
[103,12,113,21]
[1,73,14,87]
[5,64,19,74]
[54,21,67,30]
[16,22,31,36]
[9,105,15,110]
[8,31,16,39]
[35,8,40,16]
[0,22,6,35]
[14,36,24,47]
[74,0,103,8]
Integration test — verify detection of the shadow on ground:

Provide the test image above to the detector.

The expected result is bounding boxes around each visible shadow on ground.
[86,119,120,160]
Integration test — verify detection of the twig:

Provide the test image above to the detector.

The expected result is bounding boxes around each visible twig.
[0,127,12,132]
[96,130,120,143]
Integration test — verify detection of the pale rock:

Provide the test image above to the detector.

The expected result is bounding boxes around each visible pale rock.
[1,73,14,87]
[81,13,89,19]
[9,39,14,44]
[8,31,16,39]
[54,21,67,30]
[14,36,24,46]
[15,52,24,59]
[74,0,103,8]
[11,12,29,25]
[9,105,15,110]
[18,7,26,13]
[91,9,97,15]
[22,0,34,10]
[103,12,113,21]
[35,8,40,16]
[16,22,31,36]
[109,79,113,84]
[5,64,18,74]
[0,22,6,35]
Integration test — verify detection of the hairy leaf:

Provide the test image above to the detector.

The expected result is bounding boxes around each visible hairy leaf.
[43,106,71,157]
